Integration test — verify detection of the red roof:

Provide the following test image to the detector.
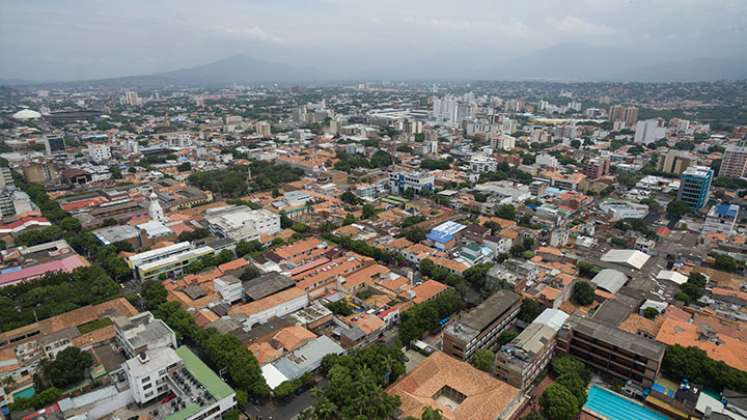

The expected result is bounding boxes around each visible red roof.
[0,255,89,287]
[656,227,670,237]
[0,216,51,233]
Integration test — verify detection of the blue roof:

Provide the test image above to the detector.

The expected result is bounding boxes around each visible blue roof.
[427,221,466,243]
[715,203,738,218]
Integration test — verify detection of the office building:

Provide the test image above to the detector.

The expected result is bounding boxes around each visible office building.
[126,242,215,281]
[556,315,666,388]
[0,190,35,217]
[677,166,713,210]
[389,170,434,194]
[656,150,693,175]
[0,167,14,189]
[496,309,569,390]
[121,90,142,106]
[599,199,649,222]
[205,205,280,242]
[114,311,177,358]
[719,142,747,178]
[44,136,65,155]
[634,119,666,144]
[469,154,497,174]
[443,290,521,360]
[584,158,610,180]
[87,143,112,163]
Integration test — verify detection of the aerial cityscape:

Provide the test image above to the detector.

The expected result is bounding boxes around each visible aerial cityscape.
[0,1,746,420]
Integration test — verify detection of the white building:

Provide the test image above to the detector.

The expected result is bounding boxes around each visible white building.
[496,135,516,151]
[123,346,236,420]
[634,119,666,144]
[256,121,272,137]
[470,155,498,174]
[214,274,243,303]
[598,199,649,222]
[205,205,281,242]
[114,312,177,358]
[87,143,112,163]
[389,170,435,194]
[535,153,559,169]
[703,203,740,234]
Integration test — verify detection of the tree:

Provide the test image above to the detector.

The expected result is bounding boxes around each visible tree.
[370,150,393,168]
[362,204,377,220]
[713,254,738,272]
[421,407,444,420]
[470,349,495,373]
[663,344,747,393]
[236,239,262,257]
[556,373,587,408]
[552,355,591,383]
[40,347,93,389]
[666,199,691,219]
[177,162,192,172]
[142,281,168,310]
[60,217,81,232]
[495,204,516,220]
[340,191,362,205]
[643,307,659,320]
[326,300,353,316]
[571,281,595,306]
[342,213,356,226]
[404,228,427,243]
[540,384,579,420]
[518,299,544,323]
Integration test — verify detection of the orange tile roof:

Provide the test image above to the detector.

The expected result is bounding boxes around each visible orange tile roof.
[387,351,521,420]
[248,341,283,365]
[274,238,322,259]
[345,313,386,335]
[656,316,747,372]
[618,314,664,337]
[385,237,414,250]
[412,280,448,304]
[430,257,467,274]
[272,325,317,352]
[218,258,249,273]
[342,264,390,290]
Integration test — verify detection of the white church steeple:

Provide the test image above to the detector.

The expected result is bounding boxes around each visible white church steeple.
[148,192,167,223]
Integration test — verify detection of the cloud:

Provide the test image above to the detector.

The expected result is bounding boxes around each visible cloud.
[217,26,287,44]
[549,15,614,36]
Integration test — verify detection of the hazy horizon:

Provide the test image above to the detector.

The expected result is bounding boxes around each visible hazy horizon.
[2,0,747,82]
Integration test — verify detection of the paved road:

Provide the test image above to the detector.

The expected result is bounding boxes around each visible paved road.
[243,379,327,420]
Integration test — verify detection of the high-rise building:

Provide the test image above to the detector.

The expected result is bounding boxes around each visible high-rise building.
[624,106,639,128]
[656,150,693,175]
[678,166,713,210]
[44,136,65,155]
[634,119,666,144]
[121,90,142,106]
[0,167,14,189]
[584,158,611,180]
[256,121,272,137]
[719,142,747,178]
[608,105,626,123]
[87,143,112,163]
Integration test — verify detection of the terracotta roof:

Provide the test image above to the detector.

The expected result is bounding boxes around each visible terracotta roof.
[272,325,317,352]
[412,280,448,304]
[430,257,467,274]
[655,316,747,372]
[618,314,664,337]
[218,258,249,273]
[387,351,521,420]
[248,341,283,365]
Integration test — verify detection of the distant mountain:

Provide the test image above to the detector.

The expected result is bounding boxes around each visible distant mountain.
[6,55,324,88]
[487,43,747,82]
[154,55,323,85]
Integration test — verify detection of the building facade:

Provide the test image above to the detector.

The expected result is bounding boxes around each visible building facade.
[677,166,713,210]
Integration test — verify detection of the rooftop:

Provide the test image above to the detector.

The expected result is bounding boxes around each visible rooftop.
[387,351,521,420]
[565,315,665,361]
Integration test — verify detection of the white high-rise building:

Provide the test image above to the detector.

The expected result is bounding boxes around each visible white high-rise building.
[87,143,111,163]
[634,119,666,144]
[121,90,142,106]
[256,121,272,137]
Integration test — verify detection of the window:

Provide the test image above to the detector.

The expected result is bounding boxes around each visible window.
[143,383,152,390]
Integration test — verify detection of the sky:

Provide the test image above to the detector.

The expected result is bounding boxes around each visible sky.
[1,0,746,81]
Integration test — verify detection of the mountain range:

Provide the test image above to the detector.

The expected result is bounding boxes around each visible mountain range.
[3,44,746,87]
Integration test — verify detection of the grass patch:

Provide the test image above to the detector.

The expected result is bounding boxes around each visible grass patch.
[77,318,113,334]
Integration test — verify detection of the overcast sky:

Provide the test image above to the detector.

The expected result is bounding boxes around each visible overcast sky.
[1,0,746,81]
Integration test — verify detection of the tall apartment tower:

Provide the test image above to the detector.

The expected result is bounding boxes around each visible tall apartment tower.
[678,166,713,210]
[608,105,626,123]
[624,106,639,128]
[719,142,747,178]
